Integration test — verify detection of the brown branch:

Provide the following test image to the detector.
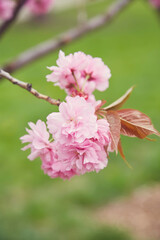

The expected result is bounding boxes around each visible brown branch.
[0,69,60,106]
[0,0,28,39]
[3,0,132,74]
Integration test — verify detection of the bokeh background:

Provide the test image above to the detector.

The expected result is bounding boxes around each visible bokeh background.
[0,0,160,239]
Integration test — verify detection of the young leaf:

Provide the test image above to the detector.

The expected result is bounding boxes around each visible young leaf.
[118,139,132,169]
[117,109,160,139]
[118,139,125,160]
[104,86,134,111]
[105,110,121,154]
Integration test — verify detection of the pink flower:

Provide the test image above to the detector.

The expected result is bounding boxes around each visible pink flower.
[47,50,111,98]
[41,143,77,179]
[42,140,108,180]
[94,119,111,145]
[20,120,51,160]
[20,97,111,180]
[0,0,15,20]
[47,96,97,143]
[149,0,160,8]
[27,0,54,15]
[87,94,102,108]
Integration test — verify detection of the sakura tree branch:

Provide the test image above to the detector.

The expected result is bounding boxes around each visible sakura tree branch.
[0,69,60,106]
[0,0,28,39]
[3,0,132,74]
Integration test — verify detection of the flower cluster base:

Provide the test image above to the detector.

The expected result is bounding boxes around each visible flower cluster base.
[21,96,111,180]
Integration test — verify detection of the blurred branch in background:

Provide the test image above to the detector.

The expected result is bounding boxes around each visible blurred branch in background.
[2,0,133,74]
[0,69,61,106]
[76,0,88,26]
[0,0,27,39]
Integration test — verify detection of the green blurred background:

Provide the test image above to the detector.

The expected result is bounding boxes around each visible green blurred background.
[0,0,160,239]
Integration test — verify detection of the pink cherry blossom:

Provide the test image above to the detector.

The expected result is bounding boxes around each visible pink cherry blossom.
[47,50,111,98]
[47,96,97,143]
[41,139,108,180]
[149,0,160,8]
[21,97,111,180]
[20,120,51,160]
[41,142,77,180]
[27,0,54,15]
[87,94,102,108]
[20,120,110,179]
[0,0,15,20]
[94,119,111,146]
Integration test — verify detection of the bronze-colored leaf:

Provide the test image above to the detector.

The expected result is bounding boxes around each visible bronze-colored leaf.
[104,86,134,111]
[118,139,125,160]
[117,109,160,139]
[118,139,132,169]
[105,111,121,154]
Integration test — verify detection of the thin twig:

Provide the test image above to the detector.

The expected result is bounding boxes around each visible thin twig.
[0,69,60,106]
[0,0,28,39]
[3,0,132,74]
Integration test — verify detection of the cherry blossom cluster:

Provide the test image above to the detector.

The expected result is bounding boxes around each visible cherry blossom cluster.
[0,0,54,21]
[21,51,112,180]
[47,50,111,106]
[20,50,160,179]
[21,96,111,179]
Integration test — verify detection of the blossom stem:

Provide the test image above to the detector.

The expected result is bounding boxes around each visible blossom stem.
[82,74,90,91]
[0,69,61,106]
[72,72,80,92]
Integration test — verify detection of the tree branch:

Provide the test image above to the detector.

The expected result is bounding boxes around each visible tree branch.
[3,0,132,74]
[0,69,60,106]
[0,0,28,39]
